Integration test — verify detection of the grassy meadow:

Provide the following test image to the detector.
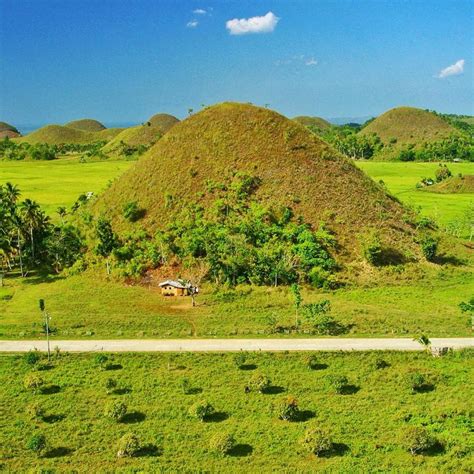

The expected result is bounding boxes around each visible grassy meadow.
[1,350,472,472]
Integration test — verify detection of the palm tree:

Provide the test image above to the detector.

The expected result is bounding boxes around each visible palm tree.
[57,206,67,225]
[3,182,20,211]
[20,199,42,261]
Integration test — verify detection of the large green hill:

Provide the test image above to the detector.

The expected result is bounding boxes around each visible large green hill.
[65,118,106,132]
[94,102,419,263]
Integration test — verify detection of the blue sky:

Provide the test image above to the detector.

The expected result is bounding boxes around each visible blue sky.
[0,0,472,125]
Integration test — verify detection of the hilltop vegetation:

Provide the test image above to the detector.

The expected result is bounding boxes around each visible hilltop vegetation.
[64,119,106,132]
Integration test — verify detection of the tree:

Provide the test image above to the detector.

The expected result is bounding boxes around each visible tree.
[95,217,118,275]
[26,434,48,457]
[57,206,67,224]
[274,395,299,421]
[117,433,141,458]
[414,334,431,352]
[290,283,302,328]
[300,426,333,456]
[209,432,235,456]
[188,400,215,421]
[405,426,438,455]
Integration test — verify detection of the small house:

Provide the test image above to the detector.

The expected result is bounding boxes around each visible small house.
[159,280,189,297]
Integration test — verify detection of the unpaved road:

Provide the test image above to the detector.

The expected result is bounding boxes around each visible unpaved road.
[0,338,473,352]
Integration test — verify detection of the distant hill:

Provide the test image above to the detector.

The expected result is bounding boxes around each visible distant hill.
[94,102,419,264]
[423,175,474,194]
[16,125,123,145]
[360,107,457,146]
[102,124,164,154]
[293,116,332,130]
[65,119,106,132]
[147,113,179,132]
[0,121,21,138]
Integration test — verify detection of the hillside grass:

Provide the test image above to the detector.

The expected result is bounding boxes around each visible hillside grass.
[356,162,474,230]
[64,119,106,132]
[102,125,163,153]
[424,175,474,194]
[1,267,471,339]
[1,350,472,472]
[0,158,133,217]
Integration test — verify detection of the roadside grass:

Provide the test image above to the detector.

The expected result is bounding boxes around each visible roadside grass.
[0,350,472,472]
[0,158,133,217]
[356,162,474,230]
[0,268,471,339]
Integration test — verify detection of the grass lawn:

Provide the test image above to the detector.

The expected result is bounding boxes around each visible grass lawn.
[0,268,472,339]
[0,158,133,217]
[357,162,474,231]
[1,350,472,472]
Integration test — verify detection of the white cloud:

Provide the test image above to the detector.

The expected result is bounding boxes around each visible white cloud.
[193,8,207,15]
[437,59,465,78]
[305,57,318,66]
[275,54,318,68]
[226,11,279,35]
[186,19,199,28]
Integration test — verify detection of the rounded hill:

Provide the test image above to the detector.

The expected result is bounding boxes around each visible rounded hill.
[65,118,106,132]
[102,124,164,154]
[423,175,474,194]
[360,107,457,146]
[147,113,179,131]
[95,102,418,262]
[16,125,123,145]
[0,121,21,138]
[293,116,331,130]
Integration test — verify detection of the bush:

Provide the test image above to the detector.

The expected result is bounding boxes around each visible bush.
[405,372,426,393]
[304,354,319,370]
[405,426,438,455]
[26,434,48,456]
[26,402,45,420]
[374,358,389,370]
[420,236,438,262]
[435,165,452,182]
[274,395,299,421]
[360,230,382,265]
[233,352,247,369]
[24,373,44,393]
[105,401,127,421]
[94,353,108,367]
[248,372,271,393]
[209,431,235,456]
[24,350,41,366]
[300,426,333,456]
[105,378,117,394]
[188,400,215,421]
[122,201,144,222]
[327,375,349,394]
[117,433,141,458]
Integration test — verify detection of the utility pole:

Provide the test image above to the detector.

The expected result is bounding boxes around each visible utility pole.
[39,299,51,361]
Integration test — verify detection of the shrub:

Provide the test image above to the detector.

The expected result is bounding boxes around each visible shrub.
[405,372,426,393]
[117,433,141,458]
[26,434,48,456]
[405,426,438,455]
[26,402,45,420]
[24,373,44,393]
[233,352,247,369]
[188,400,215,421]
[327,375,349,394]
[360,230,382,265]
[275,395,299,421]
[180,377,191,394]
[209,431,235,456]
[105,401,127,421]
[248,373,271,393]
[420,236,438,262]
[122,201,144,222]
[24,350,41,366]
[435,165,452,182]
[304,354,319,370]
[94,353,108,367]
[105,378,117,394]
[300,427,333,456]
[374,358,389,370]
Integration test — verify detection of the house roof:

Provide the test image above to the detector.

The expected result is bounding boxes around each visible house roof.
[159,280,187,289]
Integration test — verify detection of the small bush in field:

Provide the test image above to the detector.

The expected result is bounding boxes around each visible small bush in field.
[94,353,109,368]
[188,400,215,422]
[105,401,127,421]
[117,433,141,458]
[300,426,333,456]
[26,402,45,420]
[248,372,271,393]
[374,358,389,370]
[405,426,438,455]
[180,377,191,394]
[24,350,41,367]
[233,352,247,369]
[327,375,349,394]
[105,378,117,394]
[275,395,299,421]
[24,373,44,393]
[26,434,48,456]
[209,431,235,456]
[405,372,426,393]
[304,354,320,370]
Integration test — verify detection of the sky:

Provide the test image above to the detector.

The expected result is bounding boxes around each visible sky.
[0,0,473,126]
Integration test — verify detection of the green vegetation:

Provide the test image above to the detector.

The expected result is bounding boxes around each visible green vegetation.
[101,124,162,157]
[64,119,106,132]
[1,350,472,471]
[293,116,332,131]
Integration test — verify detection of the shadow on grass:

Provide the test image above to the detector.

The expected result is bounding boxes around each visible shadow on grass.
[205,412,229,423]
[340,385,360,395]
[320,443,350,458]
[423,441,445,456]
[122,412,146,424]
[433,254,464,266]
[414,384,435,394]
[105,364,123,371]
[296,410,316,422]
[45,447,73,458]
[240,364,257,371]
[136,444,162,457]
[113,388,132,395]
[309,363,328,371]
[228,444,253,457]
[185,387,203,395]
[43,414,65,423]
[263,386,285,395]
[21,274,65,286]
[41,385,61,395]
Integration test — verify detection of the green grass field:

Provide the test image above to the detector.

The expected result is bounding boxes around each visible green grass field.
[0,158,133,217]
[1,267,472,339]
[1,350,472,472]
[356,162,474,229]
